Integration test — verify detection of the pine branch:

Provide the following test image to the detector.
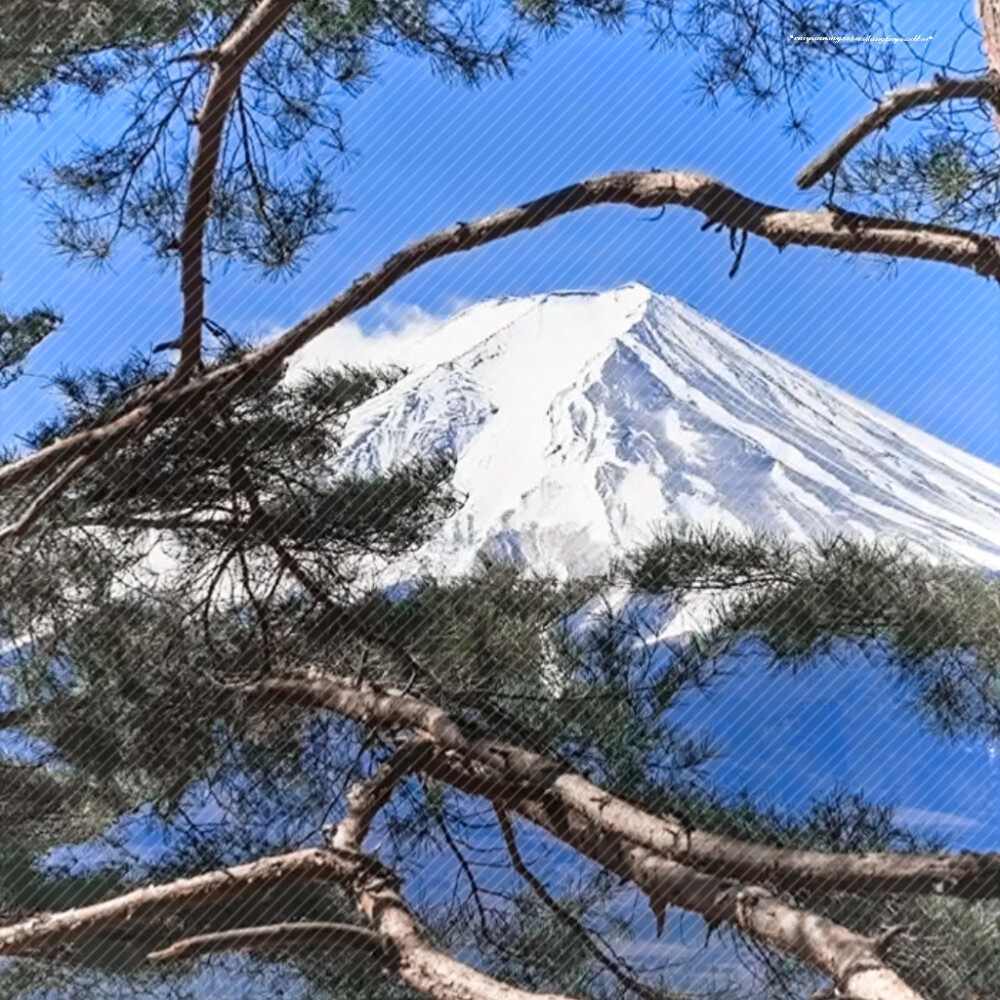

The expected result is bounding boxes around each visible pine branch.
[172,0,296,384]
[330,739,436,852]
[0,668,946,1000]
[797,75,1000,189]
[244,670,995,999]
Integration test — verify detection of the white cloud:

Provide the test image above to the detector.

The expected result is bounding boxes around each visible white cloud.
[894,806,981,832]
[286,299,472,381]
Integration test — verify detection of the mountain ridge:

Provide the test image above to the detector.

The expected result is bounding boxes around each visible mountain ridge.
[293,283,1000,577]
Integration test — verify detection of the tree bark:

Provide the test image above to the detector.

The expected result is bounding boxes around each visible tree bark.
[0,687,933,1000]
[979,2,1000,84]
[242,672,942,1000]
[172,0,296,383]
[977,0,1000,130]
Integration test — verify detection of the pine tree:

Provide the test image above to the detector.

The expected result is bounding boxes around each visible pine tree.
[1,3,1000,1000]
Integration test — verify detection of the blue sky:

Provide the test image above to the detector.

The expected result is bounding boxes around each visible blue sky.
[1,1,997,460]
[1,5,999,987]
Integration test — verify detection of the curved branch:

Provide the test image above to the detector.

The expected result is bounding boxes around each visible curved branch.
[0,673,937,1000]
[245,673,987,999]
[0,845,576,1000]
[331,739,436,851]
[0,848,367,957]
[428,753,921,1000]
[0,740,586,1000]
[332,741,583,1000]
[251,673,1000,902]
[797,75,1000,188]
[147,921,393,963]
[2,168,998,529]
[977,2,1000,128]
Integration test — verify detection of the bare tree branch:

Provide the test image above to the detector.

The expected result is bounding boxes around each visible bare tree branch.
[427,754,923,1000]
[331,739,585,1000]
[0,848,367,957]
[147,920,393,963]
[331,739,437,852]
[0,844,576,1000]
[243,672,1000,998]
[2,169,998,534]
[0,671,941,1000]
[172,0,296,383]
[0,453,90,547]
[251,672,1000,903]
[797,75,1000,188]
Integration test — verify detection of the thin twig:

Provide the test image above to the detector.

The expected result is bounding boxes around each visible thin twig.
[148,921,393,963]
[797,74,1000,189]
[495,807,681,1000]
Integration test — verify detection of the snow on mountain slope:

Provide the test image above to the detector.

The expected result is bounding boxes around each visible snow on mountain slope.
[293,283,1000,578]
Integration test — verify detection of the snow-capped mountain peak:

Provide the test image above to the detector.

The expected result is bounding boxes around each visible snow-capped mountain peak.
[294,283,1000,577]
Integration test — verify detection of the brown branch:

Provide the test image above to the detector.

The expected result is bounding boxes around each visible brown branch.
[0,679,929,999]
[427,754,923,1000]
[172,0,296,383]
[797,75,1000,188]
[345,854,580,1000]
[249,673,1000,902]
[0,453,90,548]
[0,848,370,958]
[331,740,583,1000]
[243,672,990,998]
[147,920,393,963]
[0,843,575,1000]
[2,169,998,517]
[331,739,437,852]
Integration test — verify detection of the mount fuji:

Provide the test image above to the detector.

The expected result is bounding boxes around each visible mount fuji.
[294,282,1000,579]
[294,282,1000,846]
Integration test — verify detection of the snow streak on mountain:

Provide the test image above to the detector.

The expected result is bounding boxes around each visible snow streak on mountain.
[296,283,1000,577]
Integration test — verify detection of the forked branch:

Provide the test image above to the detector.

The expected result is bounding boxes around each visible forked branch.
[252,673,1000,902]
[0,678,932,1000]
[246,671,1000,999]
[0,836,575,1000]
[797,74,1000,189]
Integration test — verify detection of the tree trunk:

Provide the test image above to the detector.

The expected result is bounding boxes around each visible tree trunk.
[978,0,1000,128]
